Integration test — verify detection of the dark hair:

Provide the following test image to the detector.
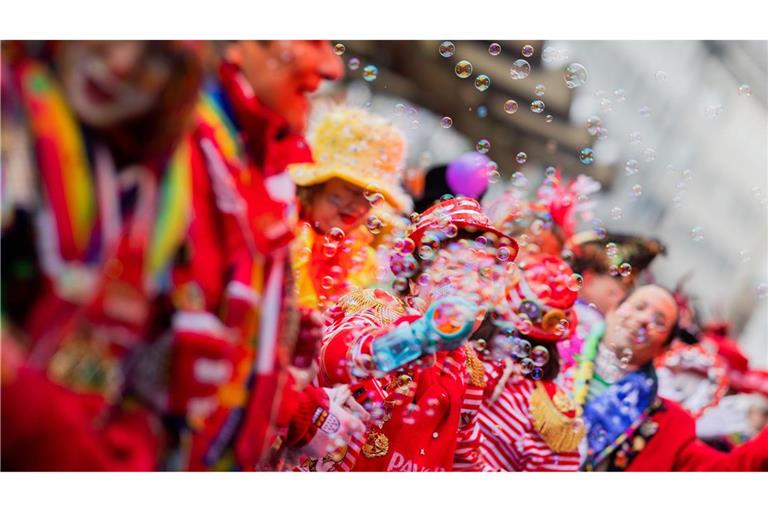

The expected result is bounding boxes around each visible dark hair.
[532,341,560,381]
[296,183,323,222]
[470,316,561,381]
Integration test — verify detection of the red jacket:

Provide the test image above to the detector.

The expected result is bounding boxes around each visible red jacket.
[304,289,485,472]
[628,398,768,471]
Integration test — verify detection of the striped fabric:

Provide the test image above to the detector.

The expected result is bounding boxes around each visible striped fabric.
[475,361,580,471]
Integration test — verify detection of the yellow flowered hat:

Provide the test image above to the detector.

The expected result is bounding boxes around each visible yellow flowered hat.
[289,106,411,212]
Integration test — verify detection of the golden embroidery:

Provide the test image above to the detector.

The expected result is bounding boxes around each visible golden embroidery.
[530,382,585,453]
[361,431,390,458]
[463,344,486,387]
[336,288,407,325]
[47,329,122,402]
[552,388,577,414]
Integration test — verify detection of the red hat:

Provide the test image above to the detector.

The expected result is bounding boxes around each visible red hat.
[505,253,579,343]
[406,197,518,257]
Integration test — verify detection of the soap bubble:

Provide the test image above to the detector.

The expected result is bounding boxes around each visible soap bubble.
[625,159,639,176]
[585,116,602,136]
[475,74,491,92]
[639,106,652,117]
[325,227,346,244]
[542,46,558,63]
[322,241,339,258]
[655,70,667,83]
[510,59,531,80]
[455,60,473,78]
[504,99,519,114]
[366,215,383,234]
[516,152,528,164]
[568,273,583,292]
[362,64,379,82]
[563,63,588,88]
[520,358,534,375]
[513,338,532,358]
[365,189,385,207]
[545,114,554,123]
[579,147,594,165]
[488,42,502,56]
[631,184,643,197]
[610,207,623,220]
[477,105,488,118]
[476,139,491,153]
[334,43,346,56]
[348,58,360,70]
[531,345,550,367]
[441,116,453,129]
[511,171,528,188]
[522,44,535,58]
[439,41,455,58]
[690,226,704,242]
[530,100,545,114]
[619,262,632,277]
[738,84,752,96]
[643,148,656,162]
[535,84,546,96]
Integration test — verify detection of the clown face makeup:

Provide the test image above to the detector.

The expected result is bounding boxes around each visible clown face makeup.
[56,41,173,128]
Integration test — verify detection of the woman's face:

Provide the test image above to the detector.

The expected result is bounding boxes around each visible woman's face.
[56,41,173,128]
[308,178,371,234]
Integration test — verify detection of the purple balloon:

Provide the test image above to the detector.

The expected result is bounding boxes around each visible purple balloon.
[446,152,491,198]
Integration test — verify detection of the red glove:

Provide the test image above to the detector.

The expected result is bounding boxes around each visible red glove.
[168,311,239,418]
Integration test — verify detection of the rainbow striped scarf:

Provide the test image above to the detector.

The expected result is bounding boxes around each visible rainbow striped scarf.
[17,60,192,285]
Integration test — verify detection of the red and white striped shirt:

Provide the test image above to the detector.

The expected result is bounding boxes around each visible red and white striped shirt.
[474,361,580,471]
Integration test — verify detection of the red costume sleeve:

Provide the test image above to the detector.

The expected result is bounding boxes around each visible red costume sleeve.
[666,400,768,471]
[318,311,395,387]
[674,427,768,471]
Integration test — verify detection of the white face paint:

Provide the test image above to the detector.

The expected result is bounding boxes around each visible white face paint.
[59,42,171,128]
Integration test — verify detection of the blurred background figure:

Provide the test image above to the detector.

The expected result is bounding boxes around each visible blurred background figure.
[289,105,410,313]
[1,41,203,470]
[175,40,371,471]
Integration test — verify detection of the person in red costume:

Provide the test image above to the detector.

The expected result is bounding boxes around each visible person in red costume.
[170,41,367,471]
[1,41,204,470]
[572,285,768,471]
[472,253,586,471]
[300,197,520,472]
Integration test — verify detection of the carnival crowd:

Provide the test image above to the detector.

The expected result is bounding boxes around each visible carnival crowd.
[1,40,767,472]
